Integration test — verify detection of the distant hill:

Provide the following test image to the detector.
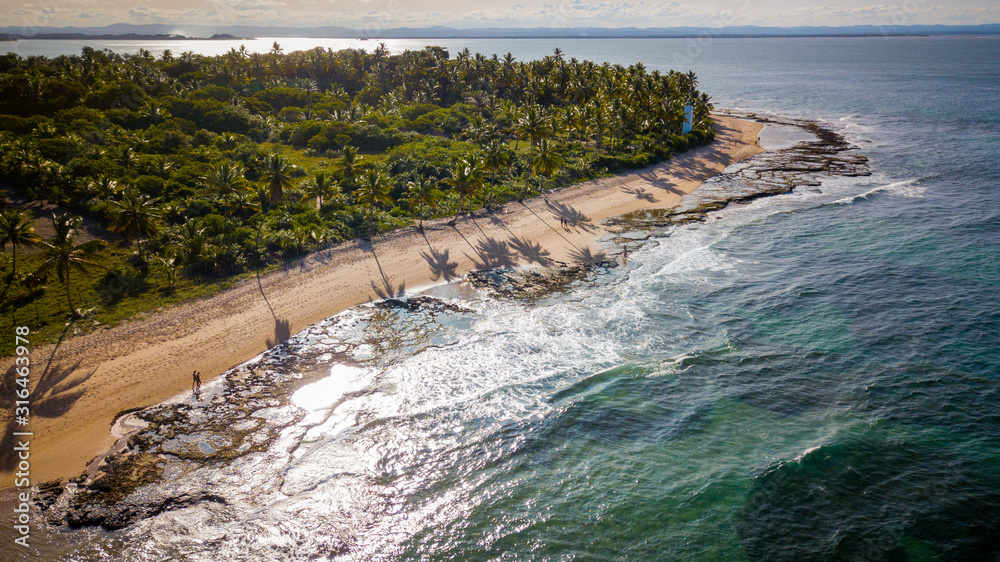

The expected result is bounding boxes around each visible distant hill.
[11,32,251,40]
[3,23,1000,39]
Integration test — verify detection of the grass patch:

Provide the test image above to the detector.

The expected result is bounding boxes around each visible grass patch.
[0,246,261,356]
[259,142,334,171]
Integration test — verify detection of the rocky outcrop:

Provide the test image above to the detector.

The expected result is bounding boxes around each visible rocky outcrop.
[468,262,617,301]
[610,113,871,229]
[68,491,227,530]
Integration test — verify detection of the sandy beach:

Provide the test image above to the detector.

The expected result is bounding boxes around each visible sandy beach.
[1,116,763,484]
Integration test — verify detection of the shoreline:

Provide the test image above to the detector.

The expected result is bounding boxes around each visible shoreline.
[1,115,764,484]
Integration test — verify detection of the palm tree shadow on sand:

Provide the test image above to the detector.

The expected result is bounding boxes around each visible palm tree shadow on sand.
[507,236,553,266]
[545,200,596,233]
[266,318,291,348]
[620,184,659,202]
[253,255,291,349]
[419,229,459,282]
[468,237,518,270]
[420,247,459,282]
[568,246,608,265]
[362,239,406,300]
[0,352,95,471]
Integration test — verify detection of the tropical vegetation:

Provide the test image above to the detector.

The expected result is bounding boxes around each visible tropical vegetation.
[0,44,715,351]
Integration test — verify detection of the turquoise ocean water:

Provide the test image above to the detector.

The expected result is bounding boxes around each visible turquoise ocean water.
[4,37,1000,560]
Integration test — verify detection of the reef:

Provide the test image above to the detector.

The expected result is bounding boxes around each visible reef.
[609,112,871,229]
[467,262,616,301]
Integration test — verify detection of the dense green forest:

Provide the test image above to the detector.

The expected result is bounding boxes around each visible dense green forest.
[0,43,715,351]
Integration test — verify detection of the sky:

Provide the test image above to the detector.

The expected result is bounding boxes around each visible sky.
[5,0,1000,30]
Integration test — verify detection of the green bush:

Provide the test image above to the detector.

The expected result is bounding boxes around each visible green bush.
[36,137,80,161]
[0,113,44,134]
[400,103,441,121]
[254,87,309,112]
[189,85,237,103]
[133,175,165,197]
[83,80,149,111]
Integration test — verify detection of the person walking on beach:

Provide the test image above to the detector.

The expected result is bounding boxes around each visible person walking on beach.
[192,370,201,394]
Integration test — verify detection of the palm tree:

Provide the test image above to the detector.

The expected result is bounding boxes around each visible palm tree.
[230,189,262,218]
[482,138,511,208]
[405,175,438,230]
[117,146,139,170]
[290,223,316,256]
[173,219,209,272]
[88,175,123,200]
[0,208,42,282]
[302,79,319,116]
[109,187,161,253]
[261,154,296,205]
[154,252,179,288]
[202,161,246,235]
[32,214,106,318]
[301,171,341,208]
[340,146,359,192]
[684,70,699,103]
[694,91,714,126]
[443,154,485,217]
[149,155,175,177]
[532,139,561,178]
[355,168,392,238]
[515,105,549,170]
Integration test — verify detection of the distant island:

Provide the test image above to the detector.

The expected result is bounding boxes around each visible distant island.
[10,33,251,40]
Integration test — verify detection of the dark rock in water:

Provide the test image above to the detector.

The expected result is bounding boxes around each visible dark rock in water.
[34,479,63,510]
[68,491,227,530]
[61,452,166,528]
[65,503,112,529]
[376,298,422,311]
[56,359,308,529]
[467,270,510,288]
[468,263,614,301]
[373,295,471,314]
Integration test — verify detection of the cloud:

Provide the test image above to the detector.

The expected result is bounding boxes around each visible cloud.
[756,3,1000,26]
[127,5,151,19]
[75,10,107,18]
[421,1,704,28]
[11,0,1000,29]
[223,0,284,11]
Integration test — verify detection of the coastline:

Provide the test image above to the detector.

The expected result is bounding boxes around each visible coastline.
[0,115,764,484]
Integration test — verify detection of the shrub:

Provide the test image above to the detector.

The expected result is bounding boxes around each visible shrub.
[83,80,149,111]
[133,175,165,197]
[400,102,441,121]
[254,87,309,112]
[189,85,237,103]
[0,114,44,134]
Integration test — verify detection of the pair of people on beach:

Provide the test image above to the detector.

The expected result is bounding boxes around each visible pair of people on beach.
[192,370,202,394]
[560,216,576,229]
